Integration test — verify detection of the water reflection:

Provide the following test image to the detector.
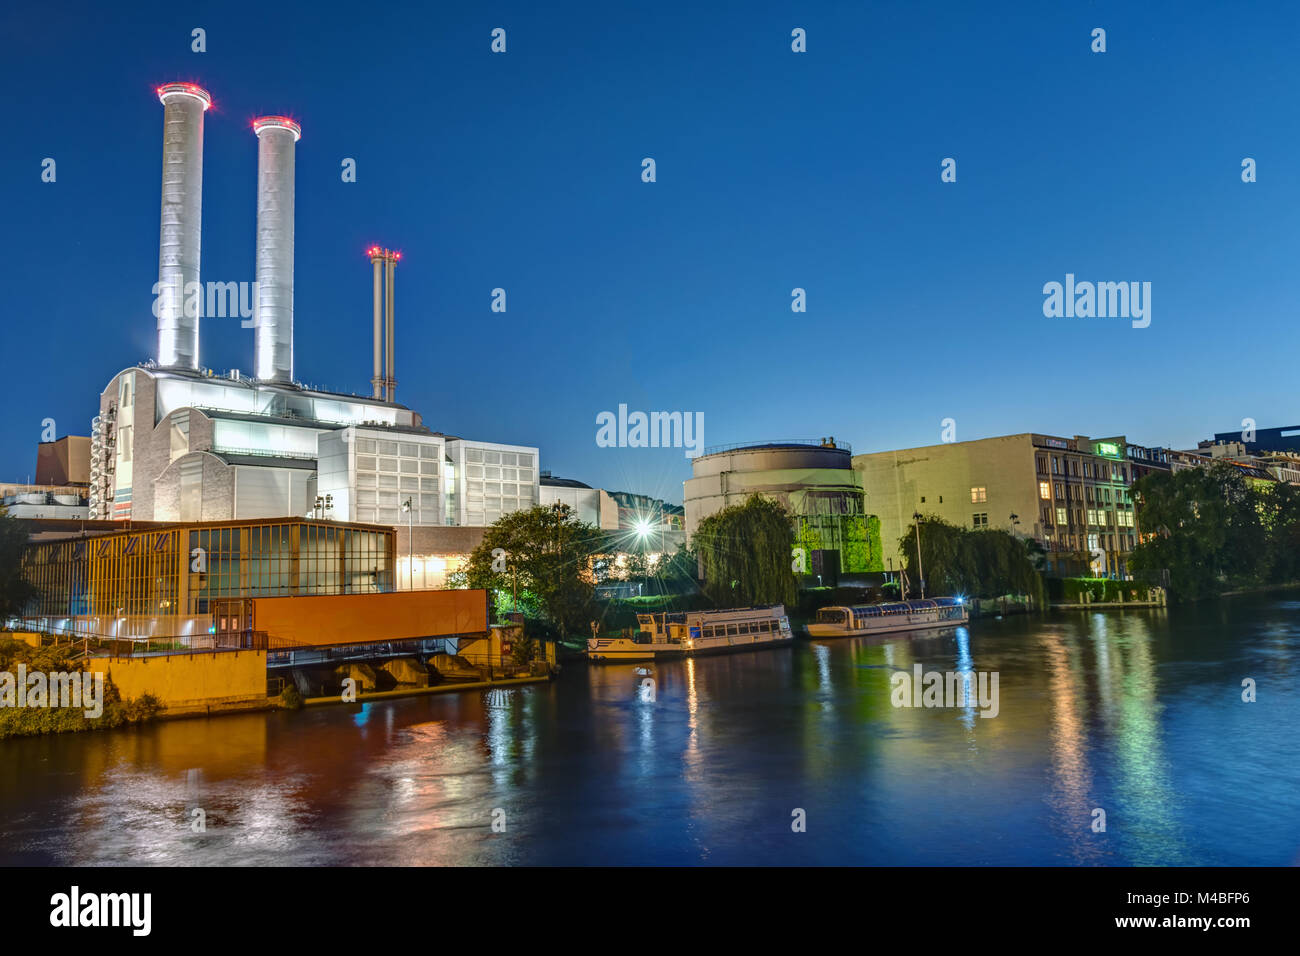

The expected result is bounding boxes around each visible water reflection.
[2,595,1299,865]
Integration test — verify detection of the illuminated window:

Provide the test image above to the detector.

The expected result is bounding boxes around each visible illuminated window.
[970,486,987,503]
[1056,507,1067,525]
[1039,481,1051,500]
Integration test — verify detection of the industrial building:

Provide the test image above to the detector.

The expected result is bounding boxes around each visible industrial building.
[1209,424,1300,456]
[15,516,530,715]
[1,437,92,519]
[87,82,540,575]
[683,439,879,582]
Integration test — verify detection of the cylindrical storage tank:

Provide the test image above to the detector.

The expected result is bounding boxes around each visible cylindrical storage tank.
[156,83,211,370]
[252,116,301,383]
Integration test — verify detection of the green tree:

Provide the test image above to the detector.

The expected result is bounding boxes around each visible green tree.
[898,516,1044,605]
[459,503,602,636]
[1131,462,1282,598]
[692,495,796,607]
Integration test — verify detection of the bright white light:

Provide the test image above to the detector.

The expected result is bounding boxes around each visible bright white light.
[635,519,651,537]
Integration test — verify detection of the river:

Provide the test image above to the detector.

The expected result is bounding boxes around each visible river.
[3,593,1298,865]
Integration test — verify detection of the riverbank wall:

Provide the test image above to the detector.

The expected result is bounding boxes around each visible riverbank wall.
[88,650,269,718]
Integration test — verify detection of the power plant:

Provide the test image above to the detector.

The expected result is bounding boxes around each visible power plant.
[155,82,210,371]
[252,115,300,384]
[87,81,540,587]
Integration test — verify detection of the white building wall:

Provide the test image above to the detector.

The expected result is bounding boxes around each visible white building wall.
[233,466,311,519]
[446,439,539,527]
[540,484,601,524]
[339,427,445,526]
[315,429,353,520]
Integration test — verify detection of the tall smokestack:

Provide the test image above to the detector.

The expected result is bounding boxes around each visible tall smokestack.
[252,116,301,383]
[385,254,396,402]
[156,83,211,370]
[370,249,383,399]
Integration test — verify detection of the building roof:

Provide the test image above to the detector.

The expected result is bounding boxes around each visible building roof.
[702,439,852,457]
[540,475,593,489]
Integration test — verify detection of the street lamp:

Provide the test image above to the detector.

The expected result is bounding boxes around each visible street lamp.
[912,511,925,600]
[401,498,413,590]
[1009,512,1020,538]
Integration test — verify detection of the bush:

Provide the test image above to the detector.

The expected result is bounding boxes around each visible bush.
[278,684,303,710]
[1051,577,1148,603]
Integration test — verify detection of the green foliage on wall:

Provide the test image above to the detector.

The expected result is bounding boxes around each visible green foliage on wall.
[792,514,884,573]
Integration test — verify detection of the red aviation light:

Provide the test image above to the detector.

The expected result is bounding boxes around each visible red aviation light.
[157,82,213,111]
[252,115,302,141]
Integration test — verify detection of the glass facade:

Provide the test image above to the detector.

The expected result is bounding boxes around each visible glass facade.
[21,519,395,620]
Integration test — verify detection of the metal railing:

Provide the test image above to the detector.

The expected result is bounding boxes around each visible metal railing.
[702,438,852,456]
[211,445,317,461]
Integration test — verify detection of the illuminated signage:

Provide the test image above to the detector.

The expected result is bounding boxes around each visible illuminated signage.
[1044,439,1069,450]
[1096,442,1121,458]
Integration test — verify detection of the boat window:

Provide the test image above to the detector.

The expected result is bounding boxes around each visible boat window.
[727,624,739,636]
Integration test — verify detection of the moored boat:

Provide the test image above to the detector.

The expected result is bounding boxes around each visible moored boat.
[587,605,793,662]
[805,597,968,639]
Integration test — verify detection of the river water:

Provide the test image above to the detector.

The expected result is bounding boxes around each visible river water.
[3,593,1298,866]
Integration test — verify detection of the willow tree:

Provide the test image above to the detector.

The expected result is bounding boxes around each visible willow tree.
[692,495,796,608]
[899,515,1043,605]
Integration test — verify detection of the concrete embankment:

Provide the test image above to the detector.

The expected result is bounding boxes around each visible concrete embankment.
[89,650,270,718]
[87,649,553,721]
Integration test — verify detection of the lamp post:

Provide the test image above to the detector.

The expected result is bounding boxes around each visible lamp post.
[401,498,413,589]
[1009,512,1020,538]
[912,511,925,600]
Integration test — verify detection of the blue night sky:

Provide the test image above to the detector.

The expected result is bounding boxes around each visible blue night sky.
[2,1,1296,503]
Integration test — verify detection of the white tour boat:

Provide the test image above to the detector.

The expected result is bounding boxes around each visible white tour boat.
[805,597,968,639]
[587,605,793,662]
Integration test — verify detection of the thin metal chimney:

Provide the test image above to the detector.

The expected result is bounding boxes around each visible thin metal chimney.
[385,253,397,402]
[369,248,384,399]
[155,82,211,370]
[252,115,301,383]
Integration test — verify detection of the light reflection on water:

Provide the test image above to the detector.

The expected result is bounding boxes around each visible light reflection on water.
[2,594,1298,865]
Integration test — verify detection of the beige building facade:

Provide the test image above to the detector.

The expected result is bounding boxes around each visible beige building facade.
[853,433,1140,578]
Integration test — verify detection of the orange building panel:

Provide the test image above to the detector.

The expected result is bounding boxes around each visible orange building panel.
[253,589,489,650]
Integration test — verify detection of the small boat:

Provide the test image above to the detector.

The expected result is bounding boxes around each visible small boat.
[587,605,793,662]
[805,597,968,639]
